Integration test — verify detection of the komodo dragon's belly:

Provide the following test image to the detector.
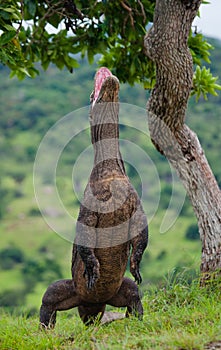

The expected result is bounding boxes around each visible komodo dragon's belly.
[74,244,130,303]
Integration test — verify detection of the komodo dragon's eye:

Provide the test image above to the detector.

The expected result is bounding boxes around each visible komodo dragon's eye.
[92,67,112,106]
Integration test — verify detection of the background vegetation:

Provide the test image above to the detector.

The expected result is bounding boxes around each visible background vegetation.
[0,36,220,322]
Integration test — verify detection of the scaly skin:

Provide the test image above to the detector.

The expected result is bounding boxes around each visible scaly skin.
[40,68,148,328]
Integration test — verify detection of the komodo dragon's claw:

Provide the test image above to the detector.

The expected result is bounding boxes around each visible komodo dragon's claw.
[134,272,142,285]
[83,261,100,290]
[130,267,142,285]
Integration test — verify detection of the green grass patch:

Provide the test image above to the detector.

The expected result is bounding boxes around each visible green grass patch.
[1,280,221,349]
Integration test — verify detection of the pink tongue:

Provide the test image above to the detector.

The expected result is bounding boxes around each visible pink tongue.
[93,67,112,106]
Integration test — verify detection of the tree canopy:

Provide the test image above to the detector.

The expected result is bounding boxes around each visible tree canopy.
[0,0,220,98]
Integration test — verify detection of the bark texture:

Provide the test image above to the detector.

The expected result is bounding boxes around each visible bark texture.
[144,0,221,277]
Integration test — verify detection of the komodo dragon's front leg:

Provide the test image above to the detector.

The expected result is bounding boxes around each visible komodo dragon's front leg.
[129,198,148,284]
[75,203,100,290]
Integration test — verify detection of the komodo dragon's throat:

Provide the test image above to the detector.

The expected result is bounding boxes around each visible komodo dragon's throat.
[40,67,148,328]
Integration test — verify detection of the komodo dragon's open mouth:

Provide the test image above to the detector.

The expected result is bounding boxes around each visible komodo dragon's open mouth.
[92,67,112,106]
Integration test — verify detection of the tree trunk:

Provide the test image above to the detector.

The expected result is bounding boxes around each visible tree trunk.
[144,0,221,279]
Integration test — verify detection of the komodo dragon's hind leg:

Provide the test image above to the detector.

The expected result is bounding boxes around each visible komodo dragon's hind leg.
[40,279,80,329]
[78,304,106,325]
[107,277,143,320]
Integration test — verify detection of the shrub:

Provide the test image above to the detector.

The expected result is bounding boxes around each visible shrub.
[28,207,41,216]
[0,246,25,270]
[0,289,26,307]
[185,223,200,241]
[22,256,63,292]
[157,250,167,260]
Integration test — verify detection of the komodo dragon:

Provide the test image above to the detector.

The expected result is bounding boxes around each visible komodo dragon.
[40,67,148,328]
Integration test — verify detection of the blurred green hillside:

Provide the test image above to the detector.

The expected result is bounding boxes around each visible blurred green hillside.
[0,38,220,314]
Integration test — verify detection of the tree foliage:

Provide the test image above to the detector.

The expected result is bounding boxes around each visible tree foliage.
[0,1,220,96]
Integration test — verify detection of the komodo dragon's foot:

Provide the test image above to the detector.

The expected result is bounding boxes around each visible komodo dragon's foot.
[39,306,56,330]
[107,277,144,321]
[130,264,142,285]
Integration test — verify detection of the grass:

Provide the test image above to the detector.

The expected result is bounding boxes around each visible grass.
[1,278,221,350]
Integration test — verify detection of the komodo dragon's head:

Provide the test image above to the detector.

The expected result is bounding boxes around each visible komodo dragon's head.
[90,67,120,108]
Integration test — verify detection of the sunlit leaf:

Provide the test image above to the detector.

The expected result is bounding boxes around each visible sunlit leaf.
[192,66,221,101]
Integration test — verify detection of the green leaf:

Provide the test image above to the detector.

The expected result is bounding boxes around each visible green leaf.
[18,67,31,77]
[48,13,61,29]
[0,30,16,45]
[24,0,36,17]
[41,61,50,71]
[0,9,11,20]
[87,48,94,65]
[130,61,136,76]
[3,24,15,31]
[27,66,39,78]
[188,32,212,66]
[0,5,21,20]
[55,58,65,70]
[0,7,15,13]
[64,55,79,68]
[192,65,221,101]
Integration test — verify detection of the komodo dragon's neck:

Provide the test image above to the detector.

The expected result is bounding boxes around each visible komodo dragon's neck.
[89,68,126,179]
